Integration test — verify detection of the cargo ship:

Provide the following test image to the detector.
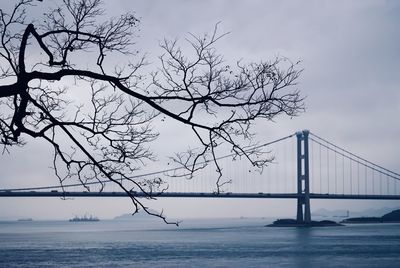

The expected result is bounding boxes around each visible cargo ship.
[69,214,99,222]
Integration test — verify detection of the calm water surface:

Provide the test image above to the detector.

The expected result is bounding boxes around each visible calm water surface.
[0,218,399,267]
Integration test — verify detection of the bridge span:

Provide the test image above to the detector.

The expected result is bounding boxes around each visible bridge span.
[1,191,400,200]
[1,130,399,223]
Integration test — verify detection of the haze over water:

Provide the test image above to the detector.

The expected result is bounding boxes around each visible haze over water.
[1,218,400,268]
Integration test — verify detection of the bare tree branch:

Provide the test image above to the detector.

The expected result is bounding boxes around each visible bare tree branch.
[0,0,304,223]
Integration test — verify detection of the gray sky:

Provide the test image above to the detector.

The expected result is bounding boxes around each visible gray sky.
[0,0,399,221]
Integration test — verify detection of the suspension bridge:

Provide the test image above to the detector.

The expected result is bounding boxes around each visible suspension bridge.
[1,130,399,223]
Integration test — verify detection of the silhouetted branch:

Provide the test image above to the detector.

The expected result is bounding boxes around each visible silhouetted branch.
[0,0,304,223]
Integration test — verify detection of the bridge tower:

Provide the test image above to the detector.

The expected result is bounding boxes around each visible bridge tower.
[296,130,311,223]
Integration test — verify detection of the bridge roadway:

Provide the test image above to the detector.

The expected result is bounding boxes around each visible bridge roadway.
[0,191,400,200]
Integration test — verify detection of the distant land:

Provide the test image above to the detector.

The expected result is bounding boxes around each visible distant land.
[312,207,400,218]
[341,209,400,224]
[267,208,400,228]
[114,209,167,221]
[17,218,33,222]
[114,213,152,221]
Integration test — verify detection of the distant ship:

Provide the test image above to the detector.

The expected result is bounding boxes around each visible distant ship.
[17,218,33,222]
[69,214,99,222]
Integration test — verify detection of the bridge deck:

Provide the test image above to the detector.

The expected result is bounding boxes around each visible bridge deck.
[0,191,399,200]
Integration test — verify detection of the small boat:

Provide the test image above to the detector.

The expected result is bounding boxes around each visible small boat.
[69,214,99,222]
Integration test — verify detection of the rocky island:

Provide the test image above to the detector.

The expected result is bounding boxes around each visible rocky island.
[266,218,343,227]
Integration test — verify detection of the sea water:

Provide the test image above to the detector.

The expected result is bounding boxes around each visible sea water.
[0,218,399,268]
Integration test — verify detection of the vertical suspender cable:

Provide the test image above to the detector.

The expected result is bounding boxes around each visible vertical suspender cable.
[342,154,345,194]
[365,164,367,195]
[350,158,352,195]
[319,143,322,193]
[292,136,296,193]
[284,139,288,193]
[327,144,330,194]
[357,162,360,195]
[267,154,271,193]
[387,174,390,195]
[311,139,314,193]
[335,152,337,194]
[276,143,279,193]
[372,169,375,195]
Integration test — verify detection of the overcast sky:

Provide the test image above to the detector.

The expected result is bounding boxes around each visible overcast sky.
[0,0,399,221]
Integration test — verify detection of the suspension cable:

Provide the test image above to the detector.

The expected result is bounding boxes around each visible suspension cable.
[310,132,400,177]
[1,133,296,192]
[309,137,400,181]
